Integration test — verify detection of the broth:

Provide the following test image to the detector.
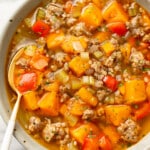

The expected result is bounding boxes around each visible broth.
[7,0,150,149]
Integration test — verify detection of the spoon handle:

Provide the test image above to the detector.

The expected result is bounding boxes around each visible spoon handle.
[1,94,22,150]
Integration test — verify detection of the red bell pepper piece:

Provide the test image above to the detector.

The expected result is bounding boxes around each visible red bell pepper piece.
[134,102,150,120]
[17,72,37,93]
[103,75,118,91]
[32,20,50,36]
[107,22,127,36]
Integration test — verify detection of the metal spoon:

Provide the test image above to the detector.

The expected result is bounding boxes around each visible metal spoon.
[1,39,36,150]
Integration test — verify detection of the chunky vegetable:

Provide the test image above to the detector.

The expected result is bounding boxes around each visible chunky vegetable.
[103,75,118,91]
[76,87,98,106]
[38,92,59,116]
[32,20,50,36]
[47,30,65,49]
[124,80,147,104]
[70,123,99,144]
[134,102,150,120]
[105,105,131,126]
[102,0,128,23]
[16,72,37,93]
[22,91,39,110]
[80,3,103,28]
[107,22,127,36]
[69,56,90,77]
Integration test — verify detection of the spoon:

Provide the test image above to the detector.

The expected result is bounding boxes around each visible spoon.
[1,39,36,150]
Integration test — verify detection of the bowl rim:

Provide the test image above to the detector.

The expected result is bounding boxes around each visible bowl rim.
[0,0,46,149]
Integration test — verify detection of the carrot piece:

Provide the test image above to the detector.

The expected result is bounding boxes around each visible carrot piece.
[38,92,59,116]
[80,3,103,28]
[105,105,131,126]
[94,31,110,43]
[30,54,49,71]
[21,91,39,110]
[69,56,90,77]
[70,123,99,144]
[124,80,147,104]
[46,30,65,49]
[102,0,128,23]
[32,20,50,36]
[61,35,87,54]
[76,87,98,106]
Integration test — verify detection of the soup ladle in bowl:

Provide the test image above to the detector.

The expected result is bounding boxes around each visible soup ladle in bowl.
[1,39,36,150]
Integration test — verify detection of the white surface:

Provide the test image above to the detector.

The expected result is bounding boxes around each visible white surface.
[0,0,25,149]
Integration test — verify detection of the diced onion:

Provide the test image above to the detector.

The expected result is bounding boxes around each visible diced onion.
[55,69,69,84]
[82,76,95,86]
[73,41,84,52]
[80,52,89,60]
[24,45,37,56]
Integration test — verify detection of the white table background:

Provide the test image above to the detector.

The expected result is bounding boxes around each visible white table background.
[0,0,25,149]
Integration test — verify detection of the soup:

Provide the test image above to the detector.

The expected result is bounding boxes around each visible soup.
[8,0,150,149]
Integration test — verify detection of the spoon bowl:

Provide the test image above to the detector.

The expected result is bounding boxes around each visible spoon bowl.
[1,40,36,150]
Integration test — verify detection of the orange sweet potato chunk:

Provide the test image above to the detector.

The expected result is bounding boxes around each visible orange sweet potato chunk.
[105,105,131,126]
[69,56,90,77]
[38,92,59,116]
[102,0,128,23]
[61,35,87,54]
[76,87,98,106]
[124,80,147,104]
[22,91,39,110]
[80,3,103,28]
[70,123,99,144]
[47,30,65,49]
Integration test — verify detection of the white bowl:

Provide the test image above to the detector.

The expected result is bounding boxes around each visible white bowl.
[0,0,150,150]
[0,0,45,149]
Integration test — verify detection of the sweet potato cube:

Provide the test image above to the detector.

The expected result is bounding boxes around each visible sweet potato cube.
[69,56,90,77]
[30,54,49,71]
[99,124,120,145]
[38,92,59,116]
[69,100,87,116]
[76,87,98,106]
[124,80,147,104]
[61,35,87,53]
[94,31,110,43]
[47,30,65,49]
[22,91,39,110]
[43,81,59,92]
[60,104,79,127]
[100,40,115,56]
[105,105,131,126]
[70,123,99,144]
[80,3,103,28]
[102,0,128,23]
